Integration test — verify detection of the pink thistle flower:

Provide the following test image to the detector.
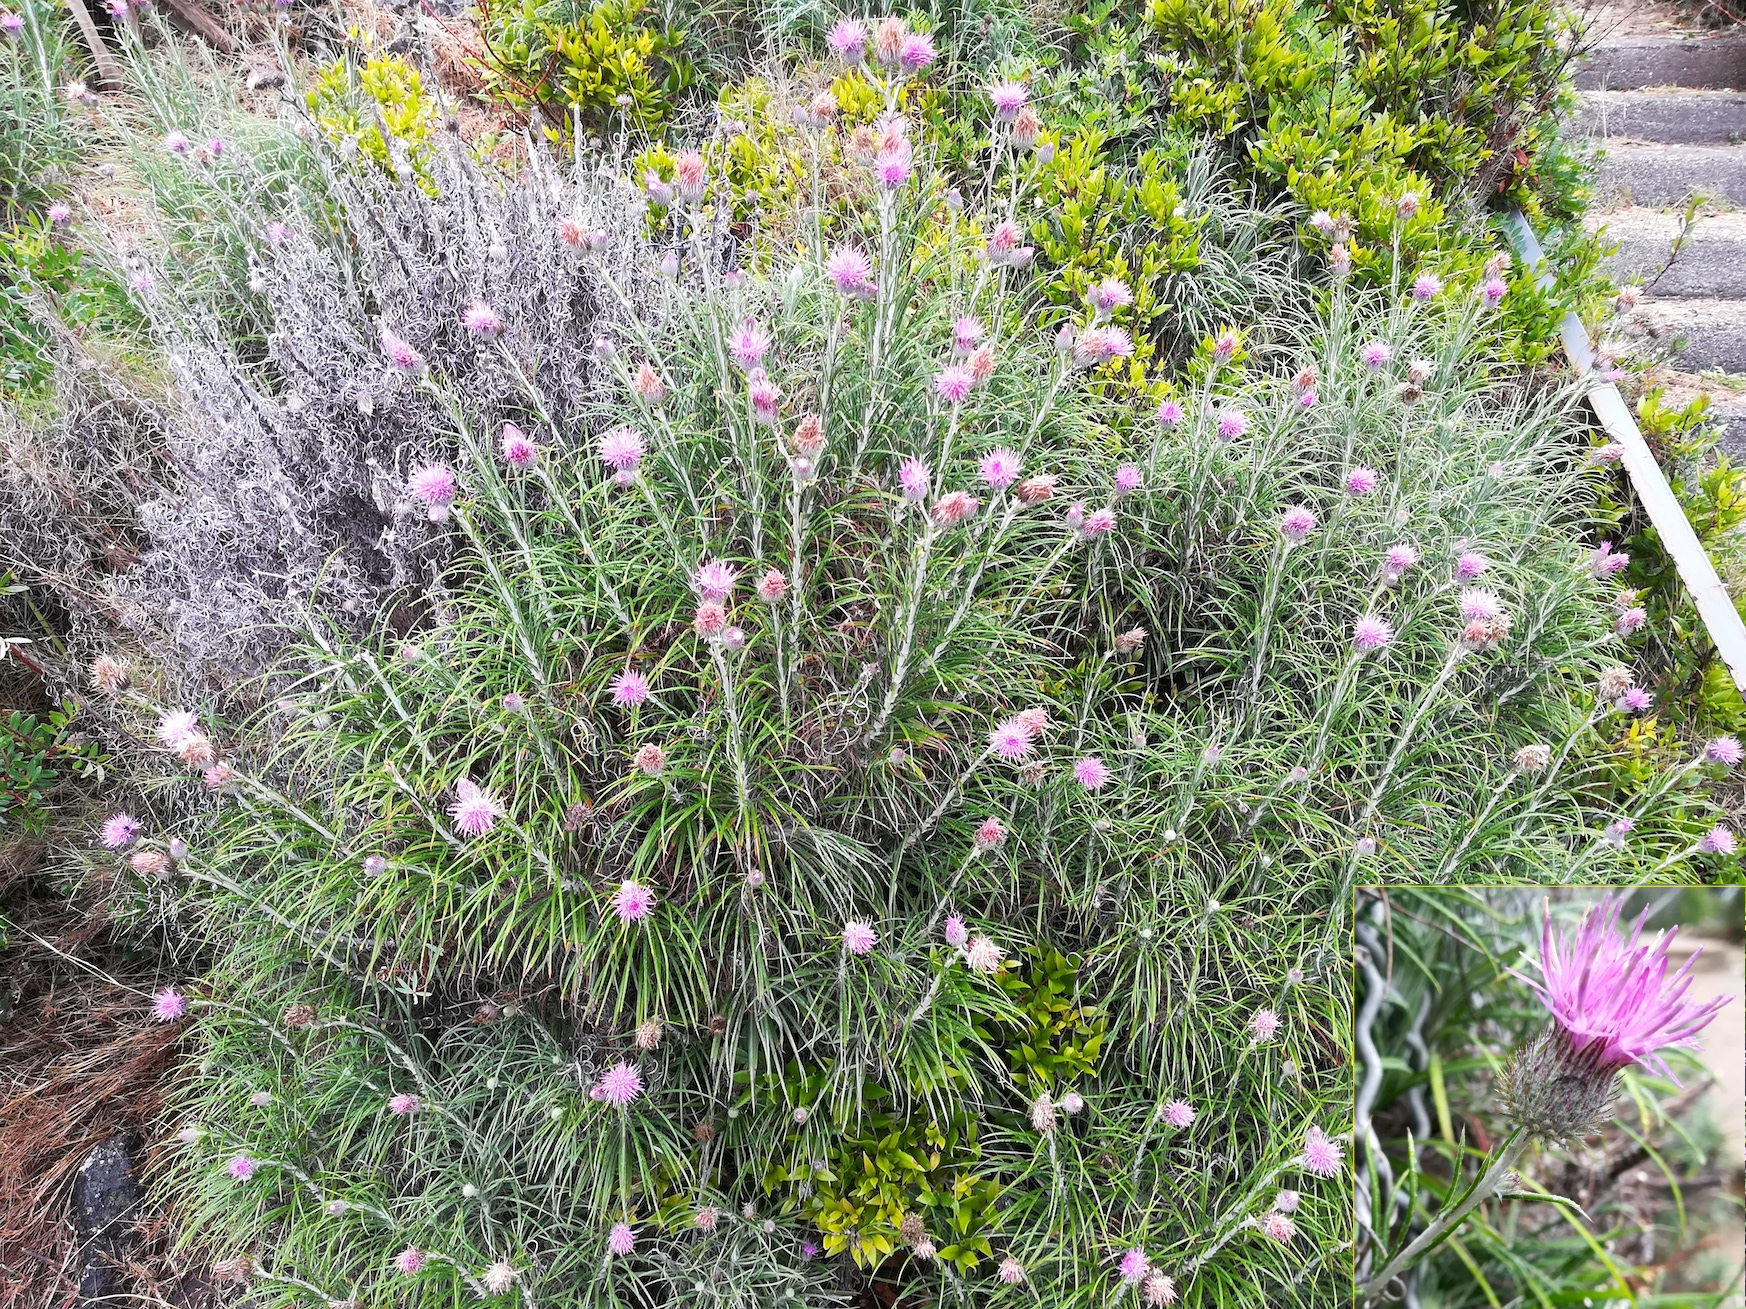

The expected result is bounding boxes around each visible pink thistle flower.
[1508,892,1731,1082]
[632,743,666,777]
[1251,1009,1280,1040]
[499,423,536,468]
[1591,542,1631,579]
[979,448,1022,489]
[1075,326,1133,365]
[998,1256,1026,1284]
[1260,1211,1297,1242]
[152,988,187,1021]
[449,778,504,838]
[388,1093,421,1115]
[826,246,873,295]
[1216,409,1248,442]
[48,201,72,224]
[1087,277,1132,315]
[974,817,1006,851]
[0,12,22,36]
[481,1263,517,1294]
[899,457,930,502]
[1065,502,1085,532]
[1274,1189,1301,1212]
[1301,1125,1343,1177]
[1699,825,1736,855]
[876,152,912,189]
[462,300,504,340]
[873,15,906,63]
[935,366,974,405]
[598,426,646,479]
[1161,1100,1195,1128]
[642,172,674,208]
[723,625,747,653]
[1016,474,1057,505]
[380,328,422,372]
[1360,340,1393,371]
[265,218,288,243]
[944,915,969,948]
[1211,328,1239,363]
[407,465,457,517]
[1143,1272,1176,1306]
[1458,589,1501,622]
[1280,506,1316,544]
[952,316,985,355]
[673,149,706,203]
[1604,816,1634,848]
[608,1222,635,1256]
[1156,400,1184,428]
[1114,464,1142,497]
[101,813,142,849]
[693,602,727,639]
[931,491,980,527]
[1074,757,1110,790]
[1481,276,1508,305]
[1620,686,1653,714]
[989,80,1028,120]
[595,1061,643,1107]
[227,1155,257,1182]
[986,219,1020,259]
[989,714,1036,759]
[1707,736,1743,766]
[843,920,878,955]
[965,935,1003,973]
[1115,628,1146,653]
[1455,551,1490,580]
[1298,389,1319,409]
[747,368,780,424]
[1078,507,1117,540]
[611,669,650,707]
[613,879,656,923]
[203,764,234,790]
[157,709,198,747]
[757,569,788,603]
[633,362,666,403]
[1119,1249,1150,1283]
[393,1248,426,1275]
[826,16,867,60]
[693,559,739,601]
[1345,466,1378,497]
[899,32,936,69]
[1616,607,1648,636]
[164,130,190,154]
[1352,615,1394,654]
[130,272,154,294]
[1385,543,1420,574]
[728,319,770,370]
[1412,273,1443,300]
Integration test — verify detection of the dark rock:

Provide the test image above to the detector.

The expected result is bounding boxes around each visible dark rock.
[69,1133,139,1303]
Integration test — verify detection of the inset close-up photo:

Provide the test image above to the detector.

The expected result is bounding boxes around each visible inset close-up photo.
[1355,887,1743,1307]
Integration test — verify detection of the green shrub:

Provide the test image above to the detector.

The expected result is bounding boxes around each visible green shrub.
[308,52,440,184]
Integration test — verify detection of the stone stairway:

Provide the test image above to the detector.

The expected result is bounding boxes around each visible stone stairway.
[1575,5,1746,449]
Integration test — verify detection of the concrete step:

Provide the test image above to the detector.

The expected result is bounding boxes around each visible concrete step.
[1597,142,1746,207]
[1575,33,1746,90]
[1618,297,1746,373]
[1589,208,1746,297]
[1575,89,1746,142]
[1656,374,1746,453]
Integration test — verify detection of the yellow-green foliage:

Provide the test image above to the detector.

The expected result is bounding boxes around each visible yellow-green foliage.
[473,0,694,138]
[307,51,438,184]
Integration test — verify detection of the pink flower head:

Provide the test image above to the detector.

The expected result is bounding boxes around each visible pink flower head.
[952,316,985,355]
[989,81,1028,120]
[1481,276,1508,305]
[0,12,21,35]
[932,491,980,528]
[642,172,674,208]
[499,423,537,468]
[1211,329,1239,363]
[1161,1100,1195,1128]
[1119,1248,1150,1283]
[693,559,739,601]
[826,16,867,60]
[876,152,912,189]
[898,31,936,70]
[152,988,187,1021]
[1591,542,1631,579]
[1352,615,1394,654]
[632,743,666,777]
[843,920,878,955]
[898,457,930,502]
[1344,466,1378,497]
[989,714,1037,760]
[394,1247,426,1275]
[48,201,72,224]
[408,464,456,510]
[1274,1189,1301,1212]
[987,219,1020,259]
[1076,326,1133,365]
[598,426,646,478]
[1604,816,1635,848]
[1706,736,1743,766]
[935,366,974,405]
[757,569,788,603]
[1616,607,1648,636]
[1260,1211,1297,1242]
[1301,1124,1343,1177]
[944,915,969,948]
[1156,400,1184,428]
[613,879,656,923]
[1251,1009,1280,1040]
[1298,389,1319,409]
[1699,825,1737,855]
[1412,273,1443,300]
[1280,506,1316,544]
[974,817,1006,851]
[1385,543,1420,574]
[1078,507,1117,540]
[380,328,422,372]
[595,1061,644,1107]
[227,1155,257,1181]
[1458,589,1500,622]
[482,1263,518,1294]
[1360,340,1393,371]
[164,130,190,154]
[633,362,666,403]
[1508,893,1731,1082]
[694,602,727,639]
[1216,409,1248,442]
[608,1222,635,1255]
[449,778,504,837]
[1455,551,1490,580]
[979,448,1022,489]
[826,246,873,295]
[610,669,651,709]
[998,1257,1026,1284]
[1620,685,1653,713]
[462,300,504,340]
[747,368,780,424]
[1074,757,1110,790]
[1142,1272,1177,1306]
[1087,277,1132,315]
[1113,464,1142,497]
[673,149,706,203]
[102,813,142,849]
[388,1093,421,1115]
[728,319,770,370]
